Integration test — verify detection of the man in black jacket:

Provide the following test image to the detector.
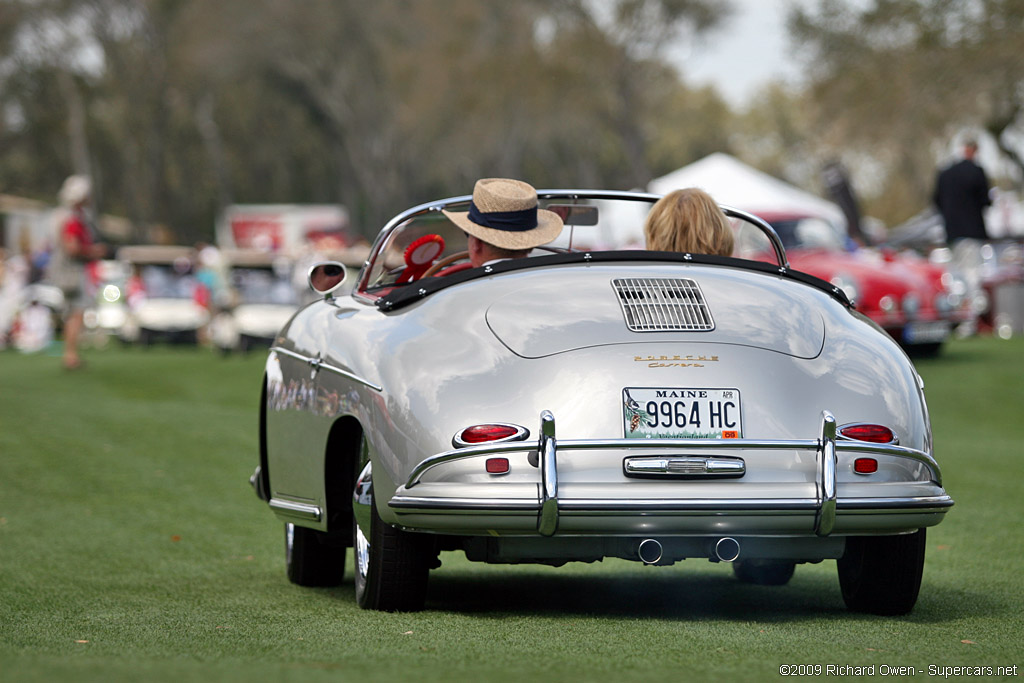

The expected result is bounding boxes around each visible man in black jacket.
[933,139,991,244]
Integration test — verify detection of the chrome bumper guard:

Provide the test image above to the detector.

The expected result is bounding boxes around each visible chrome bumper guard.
[394,410,949,538]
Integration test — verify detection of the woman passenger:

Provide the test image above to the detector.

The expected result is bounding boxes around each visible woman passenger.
[644,188,734,256]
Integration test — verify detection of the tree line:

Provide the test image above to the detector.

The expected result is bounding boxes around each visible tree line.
[1,0,1021,244]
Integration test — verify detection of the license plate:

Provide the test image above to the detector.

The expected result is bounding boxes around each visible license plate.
[623,387,742,439]
[903,321,950,344]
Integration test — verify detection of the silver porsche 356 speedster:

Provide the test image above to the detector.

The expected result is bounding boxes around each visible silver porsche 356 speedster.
[251,189,953,614]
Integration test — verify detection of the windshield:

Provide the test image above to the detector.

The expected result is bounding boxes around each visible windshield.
[138,264,200,299]
[767,217,848,252]
[360,193,784,292]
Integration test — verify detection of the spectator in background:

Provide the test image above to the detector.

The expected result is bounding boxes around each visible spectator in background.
[644,188,735,256]
[13,295,54,353]
[933,139,991,244]
[0,244,27,347]
[51,175,106,369]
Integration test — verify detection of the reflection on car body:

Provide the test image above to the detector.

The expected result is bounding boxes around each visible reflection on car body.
[251,190,952,615]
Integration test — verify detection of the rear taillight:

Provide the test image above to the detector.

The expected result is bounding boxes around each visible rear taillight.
[838,423,897,444]
[452,423,530,448]
[460,425,519,443]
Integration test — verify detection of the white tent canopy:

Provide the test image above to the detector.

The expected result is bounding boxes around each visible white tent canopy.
[647,152,845,225]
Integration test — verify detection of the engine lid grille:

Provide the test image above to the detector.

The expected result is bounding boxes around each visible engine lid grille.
[612,277,714,332]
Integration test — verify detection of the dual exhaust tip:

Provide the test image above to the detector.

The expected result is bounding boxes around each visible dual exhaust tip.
[637,537,740,565]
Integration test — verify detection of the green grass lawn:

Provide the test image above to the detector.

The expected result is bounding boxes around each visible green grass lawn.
[1,338,1022,681]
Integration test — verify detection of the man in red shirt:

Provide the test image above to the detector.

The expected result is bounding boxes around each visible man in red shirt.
[55,175,106,369]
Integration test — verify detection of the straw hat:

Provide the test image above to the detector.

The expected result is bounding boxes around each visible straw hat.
[442,178,563,250]
[58,175,92,207]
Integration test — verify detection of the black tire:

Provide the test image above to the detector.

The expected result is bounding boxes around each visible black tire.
[353,493,432,612]
[733,559,796,586]
[838,528,926,615]
[907,342,943,357]
[284,522,346,587]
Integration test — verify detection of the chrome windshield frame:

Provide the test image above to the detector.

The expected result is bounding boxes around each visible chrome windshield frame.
[355,190,790,295]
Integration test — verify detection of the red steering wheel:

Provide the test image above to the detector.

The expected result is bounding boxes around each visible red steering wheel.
[423,250,471,278]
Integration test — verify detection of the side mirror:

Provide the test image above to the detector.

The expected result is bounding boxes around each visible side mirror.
[308,261,348,298]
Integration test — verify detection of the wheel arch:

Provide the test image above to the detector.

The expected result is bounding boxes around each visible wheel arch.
[255,375,271,500]
[324,415,363,545]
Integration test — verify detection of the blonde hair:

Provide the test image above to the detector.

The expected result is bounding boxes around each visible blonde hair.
[644,188,734,256]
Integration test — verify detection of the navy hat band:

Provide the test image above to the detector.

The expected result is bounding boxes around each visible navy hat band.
[468,201,538,232]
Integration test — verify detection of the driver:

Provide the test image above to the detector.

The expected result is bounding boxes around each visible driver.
[443,178,564,267]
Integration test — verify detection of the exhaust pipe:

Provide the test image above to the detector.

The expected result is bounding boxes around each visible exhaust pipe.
[638,539,663,565]
[714,537,741,562]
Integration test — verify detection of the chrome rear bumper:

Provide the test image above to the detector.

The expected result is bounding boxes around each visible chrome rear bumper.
[389,410,953,537]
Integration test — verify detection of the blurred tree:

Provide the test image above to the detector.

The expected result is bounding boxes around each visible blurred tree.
[789,0,1024,223]
[1,0,733,242]
[543,0,732,188]
[0,0,98,199]
[647,82,735,179]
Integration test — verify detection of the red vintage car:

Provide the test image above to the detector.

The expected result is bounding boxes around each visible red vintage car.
[750,213,974,355]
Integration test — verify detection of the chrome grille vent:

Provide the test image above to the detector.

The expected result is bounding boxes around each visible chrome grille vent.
[612,278,714,332]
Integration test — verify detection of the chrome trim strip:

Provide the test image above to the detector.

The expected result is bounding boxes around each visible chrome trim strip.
[815,411,838,536]
[624,456,745,478]
[388,495,954,513]
[269,497,322,522]
[559,498,818,511]
[404,436,941,489]
[270,346,383,392]
[837,495,955,510]
[388,496,540,511]
[538,410,559,536]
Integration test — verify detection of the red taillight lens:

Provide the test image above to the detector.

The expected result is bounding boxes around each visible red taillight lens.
[839,424,896,444]
[854,457,879,474]
[459,424,520,444]
[485,457,510,474]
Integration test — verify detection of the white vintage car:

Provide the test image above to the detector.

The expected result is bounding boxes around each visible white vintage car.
[252,190,953,614]
[116,245,209,346]
[209,249,300,354]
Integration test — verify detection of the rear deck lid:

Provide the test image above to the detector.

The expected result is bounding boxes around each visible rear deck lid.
[485,267,825,359]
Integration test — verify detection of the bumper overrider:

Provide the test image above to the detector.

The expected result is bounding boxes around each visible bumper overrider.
[386,410,953,537]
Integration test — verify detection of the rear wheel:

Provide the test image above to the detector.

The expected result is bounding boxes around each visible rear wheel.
[733,559,796,586]
[353,482,433,612]
[838,529,926,615]
[284,522,346,587]
[907,342,943,357]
